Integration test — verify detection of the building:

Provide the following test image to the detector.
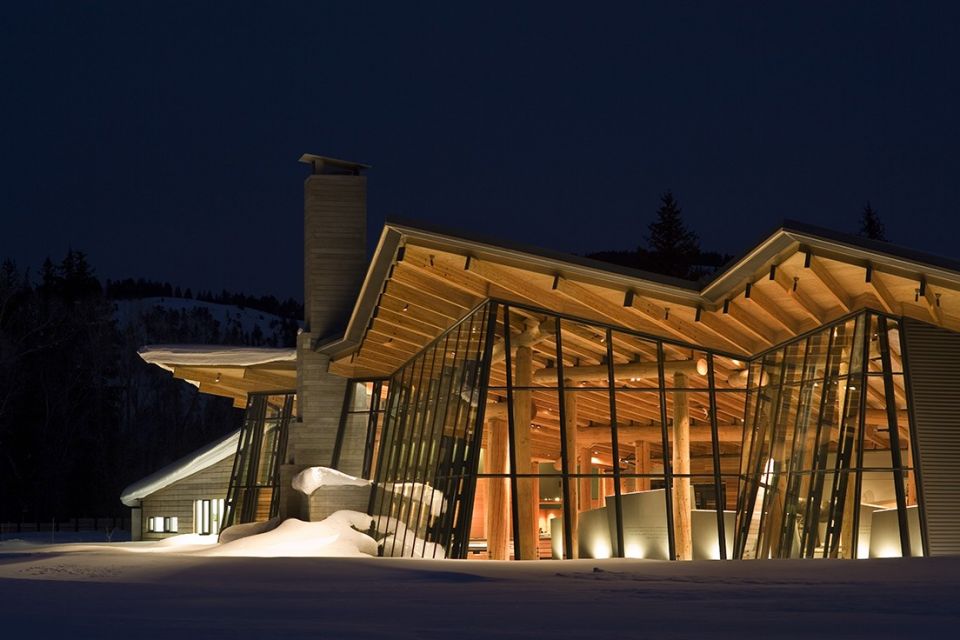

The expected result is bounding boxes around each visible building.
[126,154,960,560]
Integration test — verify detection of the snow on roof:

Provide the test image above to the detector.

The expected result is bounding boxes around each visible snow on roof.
[138,345,296,373]
[120,430,240,507]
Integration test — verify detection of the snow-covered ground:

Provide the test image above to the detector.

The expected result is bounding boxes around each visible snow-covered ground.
[0,533,957,639]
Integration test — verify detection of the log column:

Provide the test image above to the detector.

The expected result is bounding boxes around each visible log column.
[672,372,693,561]
[563,380,579,558]
[635,440,652,491]
[532,461,541,556]
[579,446,594,512]
[513,346,538,560]
[485,418,511,560]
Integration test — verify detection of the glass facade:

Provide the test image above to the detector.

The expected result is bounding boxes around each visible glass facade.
[333,380,389,478]
[222,391,294,529]
[365,301,924,560]
[369,303,494,559]
[736,313,921,559]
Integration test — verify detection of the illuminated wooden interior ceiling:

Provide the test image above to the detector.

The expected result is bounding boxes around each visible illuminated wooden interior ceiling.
[138,347,297,408]
[327,220,960,380]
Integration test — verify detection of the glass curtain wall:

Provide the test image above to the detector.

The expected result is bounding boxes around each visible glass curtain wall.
[734,312,922,559]
[367,299,922,561]
[222,391,294,530]
[369,302,495,559]
[481,303,748,561]
[333,380,389,478]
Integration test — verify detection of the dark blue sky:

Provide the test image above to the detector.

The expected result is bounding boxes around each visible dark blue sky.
[2,2,959,300]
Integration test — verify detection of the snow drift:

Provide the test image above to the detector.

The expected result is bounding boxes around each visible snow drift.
[291,467,371,495]
[201,511,378,558]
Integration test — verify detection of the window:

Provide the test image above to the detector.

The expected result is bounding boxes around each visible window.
[194,499,225,535]
[147,516,178,533]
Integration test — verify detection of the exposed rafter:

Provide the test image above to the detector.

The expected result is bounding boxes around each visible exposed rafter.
[865,265,897,314]
[626,293,745,354]
[807,254,853,312]
[770,264,826,324]
[740,283,804,334]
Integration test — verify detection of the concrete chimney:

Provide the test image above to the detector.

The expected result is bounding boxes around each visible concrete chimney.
[281,154,370,520]
[299,154,369,339]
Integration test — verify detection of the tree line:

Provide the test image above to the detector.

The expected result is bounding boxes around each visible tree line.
[0,251,300,523]
[588,193,889,280]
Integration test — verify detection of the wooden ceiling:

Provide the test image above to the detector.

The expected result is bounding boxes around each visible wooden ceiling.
[328,226,960,380]
[142,359,297,408]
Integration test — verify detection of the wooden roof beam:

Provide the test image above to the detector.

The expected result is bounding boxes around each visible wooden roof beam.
[770,263,827,324]
[720,299,780,345]
[551,277,667,337]
[696,310,762,353]
[373,306,443,341]
[919,277,945,326]
[578,422,743,444]
[398,246,493,298]
[466,257,566,311]
[242,369,297,389]
[865,265,897,314]
[491,318,555,364]
[379,291,451,332]
[740,282,804,334]
[390,263,482,311]
[806,253,853,313]
[533,357,707,384]
[626,292,746,354]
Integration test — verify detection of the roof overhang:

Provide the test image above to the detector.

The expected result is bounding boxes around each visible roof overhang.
[323,218,960,379]
[138,345,297,407]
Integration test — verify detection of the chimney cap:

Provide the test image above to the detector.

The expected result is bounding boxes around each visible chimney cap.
[299,154,370,175]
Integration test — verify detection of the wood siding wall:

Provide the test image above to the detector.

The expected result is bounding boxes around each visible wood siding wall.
[140,456,234,540]
[902,318,960,556]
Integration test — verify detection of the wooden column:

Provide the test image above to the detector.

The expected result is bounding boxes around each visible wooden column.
[485,418,510,560]
[513,346,538,560]
[603,476,614,506]
[563,381,579,559]
[532,461,541,557]
[635,440,652,491]
[579,446,594,512]
[672,372,693,561]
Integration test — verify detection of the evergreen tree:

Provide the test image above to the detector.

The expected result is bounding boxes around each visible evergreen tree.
[645,190,701,279]
[859,202,887,241]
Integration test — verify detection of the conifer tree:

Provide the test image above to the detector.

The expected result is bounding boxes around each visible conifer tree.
[645,190,701,279]
[859,202,887,241]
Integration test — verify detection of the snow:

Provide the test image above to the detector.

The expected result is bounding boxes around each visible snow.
[119,429,240,506]
[0,545,957,639]
[292,466,372,495]
[115,297,297,343]
[1,512,377,559]
[203,512,377,558]
[383,482,446,518]
[137,343,296,373]
[218,517,282,544]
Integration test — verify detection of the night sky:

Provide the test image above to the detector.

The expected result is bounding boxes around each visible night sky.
[2,1,959,300]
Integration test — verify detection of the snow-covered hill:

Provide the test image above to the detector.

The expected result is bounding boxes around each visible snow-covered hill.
[113,297,300,347]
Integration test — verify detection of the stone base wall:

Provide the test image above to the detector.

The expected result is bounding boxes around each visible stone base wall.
[303,485,372,522]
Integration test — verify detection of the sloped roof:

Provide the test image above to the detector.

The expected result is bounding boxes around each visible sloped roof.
[120,429,239,506]
[138,345,297,407]
[323,219,960,378]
